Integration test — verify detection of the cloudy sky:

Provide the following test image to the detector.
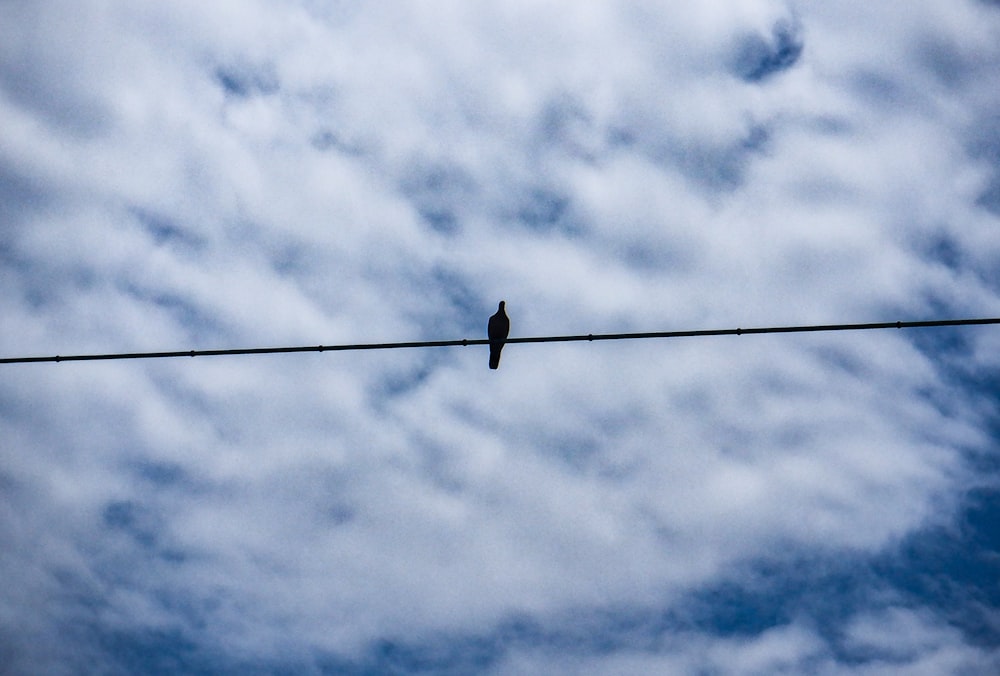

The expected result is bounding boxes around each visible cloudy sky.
[2,1,1000,673]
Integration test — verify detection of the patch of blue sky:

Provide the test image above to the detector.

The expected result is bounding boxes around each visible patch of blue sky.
[2,256,99,312]
[917,34,985,90]
[431,267,485,331]
[978,179,1000,216]
[611,241,677,272]
[93,627,220,676]
[119,282,224,343]
[922,234,965,272]
[0,160,53,225]
[968,114,1000,216]
[875,493,1000,649]
[513,187,578,235]
[304,618,548,675]
[102,499,162,550]
[74,623,501,676]
[131,459,193,490]
[536,95,598,161]
[400,161,477,237]
[214,64,280,99]
[911,323,978,361]
[632,123,771,194]
[695,125,771,190]
[731,21,804,83]
[311,129,366,156]
[101,498,192,568]
[366,308,475,400]
[317,600,778,672]
[895,317,1000,462]
[604,125,636,150]
[267,241,310,277]
[0,51,110,138]
[129,205,205,250]
[848,70,918,111]
[367,637,509,675]
[373,358,439,402]
[666,143,746,193]
[904,322,1000,415]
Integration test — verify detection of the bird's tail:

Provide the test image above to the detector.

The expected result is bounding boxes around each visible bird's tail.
[489,345,502,369]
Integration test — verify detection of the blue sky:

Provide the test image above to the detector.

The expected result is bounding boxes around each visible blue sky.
[2,1,1000,674]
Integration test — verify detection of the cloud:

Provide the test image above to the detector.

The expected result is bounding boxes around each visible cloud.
[2,0,1000,673]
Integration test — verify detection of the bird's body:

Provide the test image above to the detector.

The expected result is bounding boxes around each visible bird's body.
[487,301,510,370]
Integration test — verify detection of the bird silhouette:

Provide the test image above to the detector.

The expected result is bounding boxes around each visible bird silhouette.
[487,301,510,370]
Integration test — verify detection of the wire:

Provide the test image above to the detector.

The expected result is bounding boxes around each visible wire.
[2,317,998,365]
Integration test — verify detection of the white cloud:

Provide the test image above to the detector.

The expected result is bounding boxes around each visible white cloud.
[510,625,828,675]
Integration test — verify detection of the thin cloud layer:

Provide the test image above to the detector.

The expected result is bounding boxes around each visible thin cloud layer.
[2,1,1000,673]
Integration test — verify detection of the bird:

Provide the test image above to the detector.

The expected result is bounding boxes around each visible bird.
[487,301,510,370]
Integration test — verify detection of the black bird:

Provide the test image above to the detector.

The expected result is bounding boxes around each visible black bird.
[487,301,510,370]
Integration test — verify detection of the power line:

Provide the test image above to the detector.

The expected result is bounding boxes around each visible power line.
[2,317,999,365]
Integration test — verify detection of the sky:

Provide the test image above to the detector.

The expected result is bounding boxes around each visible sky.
[2,1,1000,674]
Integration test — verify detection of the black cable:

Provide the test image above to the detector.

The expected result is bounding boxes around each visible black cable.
[2,317,998,365]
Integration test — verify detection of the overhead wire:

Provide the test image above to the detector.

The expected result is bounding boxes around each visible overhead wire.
[2,316,999,365]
